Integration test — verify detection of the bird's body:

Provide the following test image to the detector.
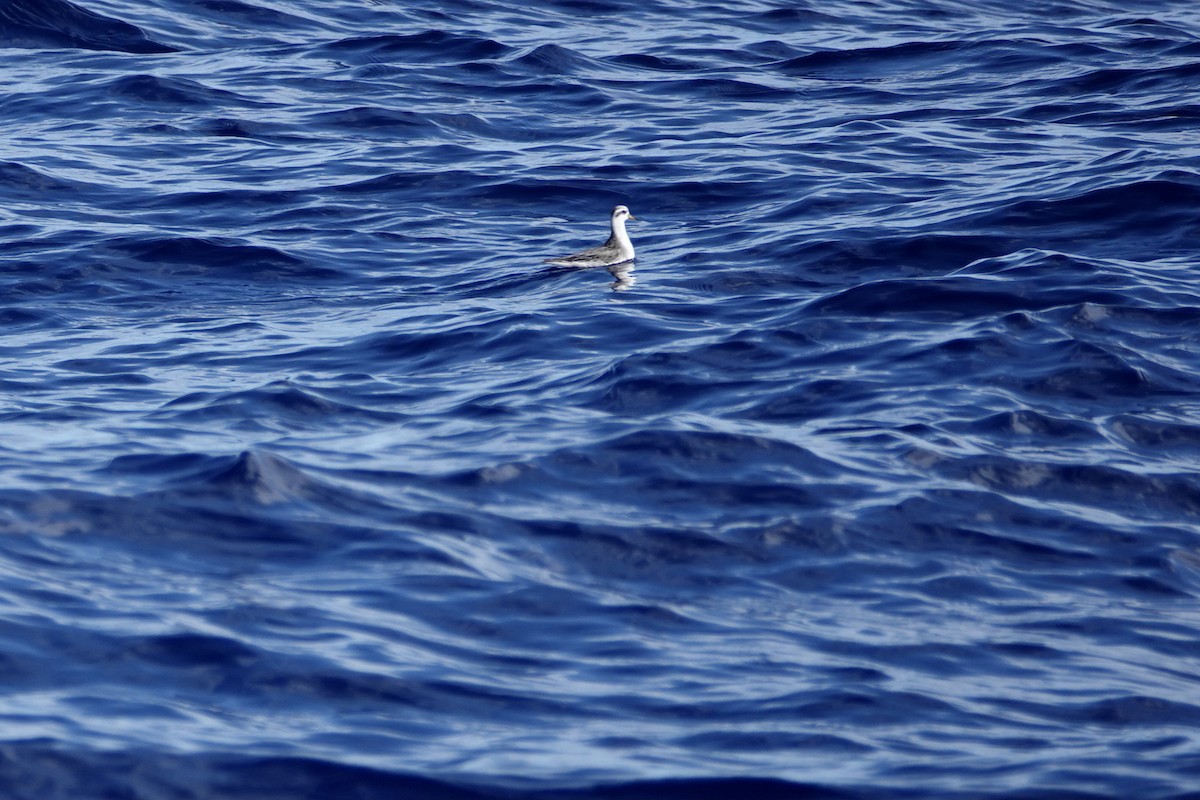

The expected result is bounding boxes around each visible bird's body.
[544,205,636,267]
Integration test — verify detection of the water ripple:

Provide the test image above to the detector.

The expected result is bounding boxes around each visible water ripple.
[3,1,1200,798]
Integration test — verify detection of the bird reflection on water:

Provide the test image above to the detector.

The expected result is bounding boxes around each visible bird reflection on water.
[608,261,636,291]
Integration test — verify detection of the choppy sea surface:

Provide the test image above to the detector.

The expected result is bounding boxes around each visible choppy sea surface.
[5,0,1200,797]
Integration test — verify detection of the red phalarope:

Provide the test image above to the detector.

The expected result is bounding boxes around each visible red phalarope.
[544,205,637,267]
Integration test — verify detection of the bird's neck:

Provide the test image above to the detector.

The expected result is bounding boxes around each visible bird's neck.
[607,217,633,255]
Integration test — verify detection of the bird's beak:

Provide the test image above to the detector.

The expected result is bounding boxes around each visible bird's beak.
[628,213,637,220]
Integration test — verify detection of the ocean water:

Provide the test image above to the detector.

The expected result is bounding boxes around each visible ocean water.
[4,0,1200,797]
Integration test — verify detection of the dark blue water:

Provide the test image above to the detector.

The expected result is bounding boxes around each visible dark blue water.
[4,0,1200,797]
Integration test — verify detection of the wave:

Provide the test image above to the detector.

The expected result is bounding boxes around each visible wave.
[0,745,907,800]
[317,32,511,64]
[100,235,334,280]
[0,0,175,53]
[0,161,89,198]
[974,173,1200,238]
[103,74,257,109]
[157,381,405,428]
[0,741,1181,800]
[805,273,1126,318]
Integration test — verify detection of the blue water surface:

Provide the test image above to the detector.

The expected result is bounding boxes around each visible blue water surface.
[4,0,1200,797]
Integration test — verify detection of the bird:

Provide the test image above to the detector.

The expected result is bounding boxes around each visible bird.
[544,205,637,268]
